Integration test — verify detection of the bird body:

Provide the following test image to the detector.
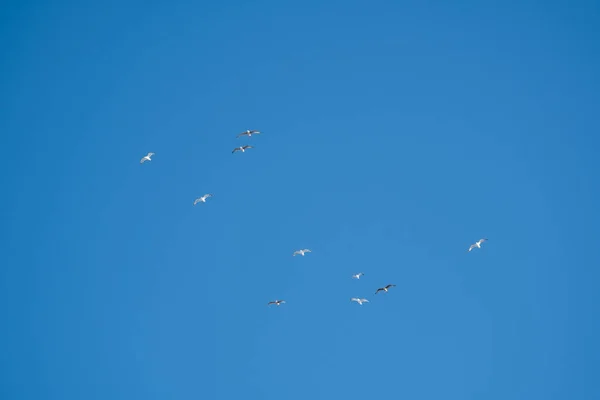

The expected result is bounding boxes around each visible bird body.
[293,249,311,257]
[237,130,261,138]
[351,298,369,305]
[193,194,213,205]
[268,300,286,306]
[468,238,488,252]
[375,284,396,294]
[232,145,254,154]
[140,152,155,164]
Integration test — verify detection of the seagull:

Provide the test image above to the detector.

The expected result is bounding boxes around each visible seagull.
[232,145,254,154]
[237,130,261,138]
[268,300,286,306]
[140,152,155,164]
[193,194,213,205]
[351,298,369,305]
[293,249,311,257]
[468,238,488,252]
[352,273,364,280]
[375,284,396,294]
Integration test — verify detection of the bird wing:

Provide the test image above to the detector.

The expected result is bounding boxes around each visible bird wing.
[148,152,155,156]
[232,148,239,153]
[244,145,253,149]
[267,301,276,305]
[251,130,260,134]
[140,158,146,163]
[375,288,383,294]
[236,132,247,137]
[193,198,200,205]
[304,249,311,252]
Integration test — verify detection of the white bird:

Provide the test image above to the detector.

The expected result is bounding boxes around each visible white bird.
[293,249,311,257]
[140,152,155,164]
[193,194,213,205]
[268,300,286,306]
[351,298,369,305]
[237,130,261,138]
[352,273,364,280]
[232,145,254,154]
[468,238,488,252]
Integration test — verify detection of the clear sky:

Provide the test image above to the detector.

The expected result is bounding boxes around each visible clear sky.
[1,1,599,399]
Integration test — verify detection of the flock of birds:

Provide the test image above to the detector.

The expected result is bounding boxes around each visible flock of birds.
[140,130,489,308]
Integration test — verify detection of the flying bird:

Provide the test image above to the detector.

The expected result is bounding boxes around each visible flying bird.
[352,273,364,280]
[232,145,254,154]
[351,298,369,305]
[237,130,261,138]
[140,152,155,164]
[468,238,488,252]
[375,284,396,294]
[268,300,286,306]
[193,194,213,205]
[293,249,311,257]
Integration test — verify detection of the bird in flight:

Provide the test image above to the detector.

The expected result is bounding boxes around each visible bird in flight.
[237,130,261,138]
[140,152,155,164]
[268,300,286,306]
[352,273,364,280]
[468,238,488,252]
[193,194,213,205]
[293,249,311,257]
[232,145,254,154]
[351,298,369,305]
[375,284,396,294]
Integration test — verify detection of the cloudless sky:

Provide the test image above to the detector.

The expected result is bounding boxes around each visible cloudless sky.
[1,0,599,399]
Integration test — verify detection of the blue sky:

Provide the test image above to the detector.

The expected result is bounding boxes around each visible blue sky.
[1,0,599,399]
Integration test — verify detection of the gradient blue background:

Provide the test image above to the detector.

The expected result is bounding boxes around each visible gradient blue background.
[1,1,599,399]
